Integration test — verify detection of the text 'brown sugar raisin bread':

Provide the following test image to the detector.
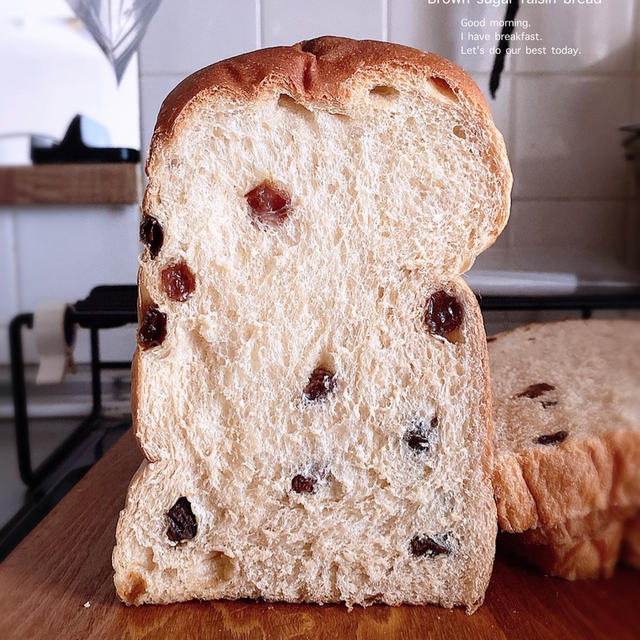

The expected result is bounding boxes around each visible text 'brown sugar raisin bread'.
[112,36,512,611]
[490,319,640,579]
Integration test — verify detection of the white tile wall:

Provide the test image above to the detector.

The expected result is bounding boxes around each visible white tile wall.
[469,72,513,153]
[13,205,139,311]
[139,74,187,160]
[511,75,632,200]
[140,0,258,75]
[513,2,636,73]
[262,0,384,46]
[509,200,627,256]
[0,212,18,326]
[633,77,640,122]
[0,211,18,365]
[389,0,512,74]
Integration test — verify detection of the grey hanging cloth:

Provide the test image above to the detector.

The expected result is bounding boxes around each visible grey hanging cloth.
[66,0,161,83]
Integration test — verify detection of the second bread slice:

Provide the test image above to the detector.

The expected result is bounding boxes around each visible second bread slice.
[490,319,640,578]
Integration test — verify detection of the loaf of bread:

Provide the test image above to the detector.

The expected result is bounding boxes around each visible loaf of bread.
[490,319,640,579]
[112,36,511,610]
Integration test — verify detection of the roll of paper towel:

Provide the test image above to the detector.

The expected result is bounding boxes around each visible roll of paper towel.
[33,302,77,385]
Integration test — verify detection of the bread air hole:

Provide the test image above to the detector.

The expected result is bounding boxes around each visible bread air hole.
[211,551,235,580]
[369,85,400,100]
[429,77,458,103]
[277,94,315,122]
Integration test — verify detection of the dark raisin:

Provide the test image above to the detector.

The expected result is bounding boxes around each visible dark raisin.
[245,181,290,224]
[410,534,451,558]
[303,367,336,401]
[138,304,167,349]
[516,383,555,399]
[535,430,568,446]
[161,261,196,302]
[140,215,164,259]
[424,291,463,338]
[541,400,558,409]
[166,497,197,542]
[291,474,316,494]
[405,416,438,453]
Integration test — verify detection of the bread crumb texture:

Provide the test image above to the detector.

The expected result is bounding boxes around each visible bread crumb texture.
[113,37,512,611]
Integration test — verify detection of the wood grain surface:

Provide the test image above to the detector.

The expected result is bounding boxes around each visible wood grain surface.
[0,429,638,640]
[0,163,139,204]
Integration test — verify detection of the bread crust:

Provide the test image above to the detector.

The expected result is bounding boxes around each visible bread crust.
[494,429,640,532]
[151,36,490,146]
[500,521,625,580]
[458,279,495,497]
[144,37,510,239]
[500,507,637,580]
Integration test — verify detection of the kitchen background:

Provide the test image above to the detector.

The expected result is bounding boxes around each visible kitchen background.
[0,0,639,539]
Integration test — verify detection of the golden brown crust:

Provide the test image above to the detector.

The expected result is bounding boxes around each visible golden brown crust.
[113,460,151,603]
[499,506,637,580]
[500,520,626,580]
[130,348,143,452]
[494,430,640,532]
[144,37,511,240]
[150,36,490,152]
[456,278,495,495]
[522,507,636,543]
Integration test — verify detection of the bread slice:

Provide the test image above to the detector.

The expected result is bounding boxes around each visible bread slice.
[112,36,511,611]
[490,319,640,578]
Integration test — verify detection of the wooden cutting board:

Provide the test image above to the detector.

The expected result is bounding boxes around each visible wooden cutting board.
[0,429,638,640]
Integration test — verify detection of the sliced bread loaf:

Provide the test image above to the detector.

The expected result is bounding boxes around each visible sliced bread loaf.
[112,36,512,610]
[490,319,640,578]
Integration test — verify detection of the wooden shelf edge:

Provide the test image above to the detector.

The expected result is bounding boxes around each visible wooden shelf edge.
[0,163,140,205]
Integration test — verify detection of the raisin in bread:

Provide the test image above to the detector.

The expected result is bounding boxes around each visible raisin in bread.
[112,36,512,611]
[490,319,640,579]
